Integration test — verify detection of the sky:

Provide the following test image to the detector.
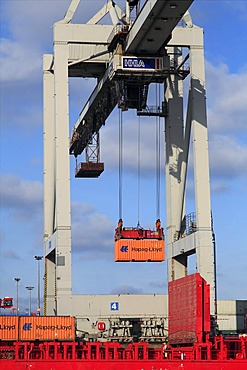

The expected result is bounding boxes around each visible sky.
[0,0,247,315]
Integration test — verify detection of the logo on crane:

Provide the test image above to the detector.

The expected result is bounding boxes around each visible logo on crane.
[123,58,145,68]
[122,57,162,71]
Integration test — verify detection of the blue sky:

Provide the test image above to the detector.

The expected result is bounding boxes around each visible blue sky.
[0,0,246,314]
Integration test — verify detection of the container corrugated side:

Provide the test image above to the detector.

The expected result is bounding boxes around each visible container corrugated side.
[168,274,198,344]
[114,239,165,262]
[19,316,75,341]
[203,281,210,333]
[0,316,18,341]
[168,273,210,344]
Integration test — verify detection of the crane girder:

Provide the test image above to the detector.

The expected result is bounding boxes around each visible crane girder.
[69,0,193,157]
[69,54,168,156]
[125,0,193,55]
[70,74,118,157]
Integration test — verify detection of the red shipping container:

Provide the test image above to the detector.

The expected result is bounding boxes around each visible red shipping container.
[168,273,210,345]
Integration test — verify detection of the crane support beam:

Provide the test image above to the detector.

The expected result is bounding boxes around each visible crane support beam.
[125,0,193,55]
[58,0,80,24]
[87,1,124,25]
[54,23,114,78]
[165,28,215,315]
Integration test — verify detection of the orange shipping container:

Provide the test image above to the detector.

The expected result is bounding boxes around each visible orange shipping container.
[114,239,165,262]
[0,316,18,341]
[19,316,75,341]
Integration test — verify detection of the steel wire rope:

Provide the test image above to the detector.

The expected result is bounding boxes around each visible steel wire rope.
[156,84,161,220]
[137,115,141,228]
[118,108,123,220]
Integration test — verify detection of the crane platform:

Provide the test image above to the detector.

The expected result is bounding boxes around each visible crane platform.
[75,162,104,178]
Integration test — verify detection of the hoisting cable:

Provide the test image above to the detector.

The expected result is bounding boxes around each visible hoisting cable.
[118,108,123,220]
[211,211,218,320]
[155,84,161,220]
[137,115,141,228]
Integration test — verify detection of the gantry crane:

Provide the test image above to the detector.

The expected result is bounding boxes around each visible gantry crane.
[43,0,215,317]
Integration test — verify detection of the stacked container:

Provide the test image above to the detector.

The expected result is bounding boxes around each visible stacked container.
[0,316,18,341]
[0,316,75,341]
[168,273,210,344]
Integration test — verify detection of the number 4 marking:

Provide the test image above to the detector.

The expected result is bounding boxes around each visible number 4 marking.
[110,302,119,311]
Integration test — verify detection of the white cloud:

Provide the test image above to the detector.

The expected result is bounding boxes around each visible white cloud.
[110,285,144,294]
[210,181,229,194]
[71,201,114,257]
[0,38,41,83]
[0,0,71,83]
[185,132,247,197]
[1,249,20,260]
[1,0,69,44]
[206,61,247,133]
[0,174,43,220]
[224,1,247,21]
[209,134,247,178]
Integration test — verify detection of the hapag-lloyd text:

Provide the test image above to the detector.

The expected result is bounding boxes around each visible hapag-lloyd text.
[131,247,162,252]
[35,325,72,331]
[0,324,15,331]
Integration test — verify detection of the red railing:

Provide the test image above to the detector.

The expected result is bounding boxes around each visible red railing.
[1,336,246,362]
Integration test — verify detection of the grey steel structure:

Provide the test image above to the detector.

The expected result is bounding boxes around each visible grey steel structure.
[13,277,21,316]
[43,0,215,317]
